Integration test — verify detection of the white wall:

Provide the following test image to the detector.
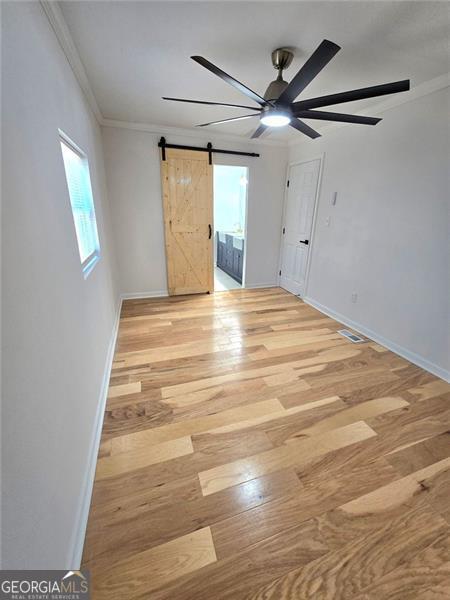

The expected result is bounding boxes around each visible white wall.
[101,125,287,295]
[289,87,450,378]
[2,2,119,568]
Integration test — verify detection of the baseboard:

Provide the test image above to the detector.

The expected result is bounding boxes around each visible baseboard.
[121,290,168,299]
[304,296,450,383]
[122,286,280,296]
[244,282,278,289]
[68,294,123,568]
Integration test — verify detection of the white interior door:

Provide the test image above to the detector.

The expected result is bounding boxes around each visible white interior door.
[279,158,321,296]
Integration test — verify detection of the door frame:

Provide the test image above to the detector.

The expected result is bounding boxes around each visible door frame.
[277,153,325,297]
[212,159,250,289]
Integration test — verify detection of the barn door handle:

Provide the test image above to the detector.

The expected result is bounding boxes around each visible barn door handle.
[208,224,212,239]
[299,239,309,245]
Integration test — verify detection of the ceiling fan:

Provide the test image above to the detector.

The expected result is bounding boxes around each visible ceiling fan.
[163,40,410,139]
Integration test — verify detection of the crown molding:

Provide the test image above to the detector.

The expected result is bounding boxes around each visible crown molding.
[96,70,450,150]
[288,72,450,148]
[101,118,288,148]
[39,0,103,123]
[38,1,286,148]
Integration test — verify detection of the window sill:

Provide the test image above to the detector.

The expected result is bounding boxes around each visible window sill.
[82,252,100,279]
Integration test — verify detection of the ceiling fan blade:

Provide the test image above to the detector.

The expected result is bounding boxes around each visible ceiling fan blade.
[196,114,260,127]
[294,109,381,125]
[191,56,268,107]
[162,97,261,111]
[251,123,269,139]
[277,40,341,105]
[293,79,410,111]
[290,118,321,139]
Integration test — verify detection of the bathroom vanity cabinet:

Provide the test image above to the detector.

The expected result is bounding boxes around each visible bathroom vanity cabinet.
[216,233,244,284]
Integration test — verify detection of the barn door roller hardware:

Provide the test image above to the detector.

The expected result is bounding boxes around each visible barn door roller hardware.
[158,137,260,164]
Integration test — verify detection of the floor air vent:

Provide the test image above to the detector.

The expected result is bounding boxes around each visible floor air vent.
[338,329,367,343]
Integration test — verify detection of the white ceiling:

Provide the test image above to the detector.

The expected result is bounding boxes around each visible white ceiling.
[60,1,449,141]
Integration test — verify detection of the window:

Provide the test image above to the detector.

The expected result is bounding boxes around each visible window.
[60,132,100,277]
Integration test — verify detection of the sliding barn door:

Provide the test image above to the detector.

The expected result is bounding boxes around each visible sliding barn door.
[161,148,213,295]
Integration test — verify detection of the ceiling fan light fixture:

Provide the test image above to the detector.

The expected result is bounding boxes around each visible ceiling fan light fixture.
[169,42,410,140]
[260,110,291,127]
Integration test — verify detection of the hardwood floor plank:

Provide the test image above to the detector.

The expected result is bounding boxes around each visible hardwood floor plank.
[370,342,388,353]
[92,526,217,599]
[318,457,450,541]
[107,381,142,398]
[410,457,450,523]
[148,518,329,600]
[270,317,334,331]
[198,421,376,496]
[279,396,409,442]
[206,396,341,435]
[95,435,194,480]
[294,453,399,515]
[248,338,347,360]
[280,369,401,409]
[113,339,239,367]
[367,396,450,444]
[101,397,173,438]
[263,332,342,350]
[88,471,201,517]
[262,364,323,386]
[109,398,283,451]
[162,379,266,409]
[385,430,450,475]
[408,379,450,402]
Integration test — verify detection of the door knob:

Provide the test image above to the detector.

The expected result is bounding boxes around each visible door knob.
[299,239,309,245]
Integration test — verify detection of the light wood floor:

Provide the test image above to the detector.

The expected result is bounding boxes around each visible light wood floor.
[83,288,450,599]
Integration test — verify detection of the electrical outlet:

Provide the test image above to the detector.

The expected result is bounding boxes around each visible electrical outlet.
[325,216,331,227]
[351,293,358,303]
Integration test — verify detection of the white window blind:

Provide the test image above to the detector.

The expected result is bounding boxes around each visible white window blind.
[60,135,100,275]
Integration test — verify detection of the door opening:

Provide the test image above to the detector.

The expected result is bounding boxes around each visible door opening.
[279,158,322,296]
[213,165,248,291]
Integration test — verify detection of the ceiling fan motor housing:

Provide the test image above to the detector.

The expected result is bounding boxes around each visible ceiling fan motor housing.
[271,48,294,71]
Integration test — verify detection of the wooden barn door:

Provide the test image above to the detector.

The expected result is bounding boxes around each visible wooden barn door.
[161,148,213,295]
